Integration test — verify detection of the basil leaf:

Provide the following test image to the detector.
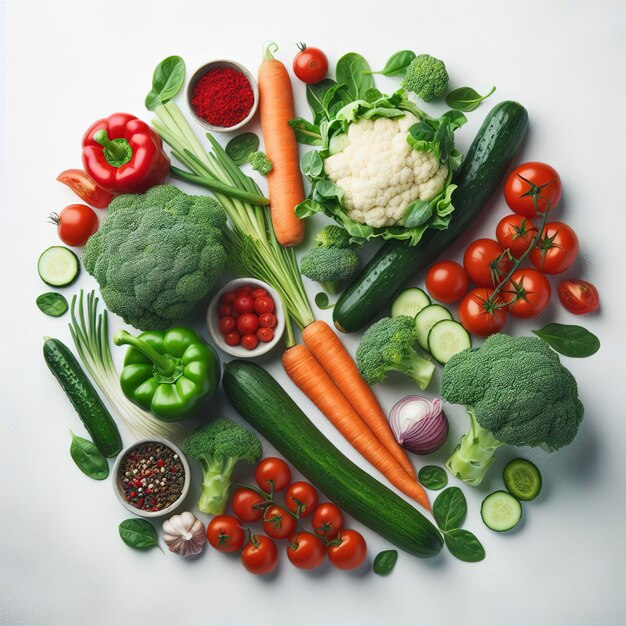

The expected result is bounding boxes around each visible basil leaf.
[145,56,185,111]
[403,200,433,228]
[289,118,322,146]
[36,292,68,317]
[300,150,324,178]
[532,323,600,358]
[433,487,467,531]
[445,86,496,112]
[69,431,109,480]
[375,50,416,77]
[373,549,398,575]
[225,132,259,165]
[119,519,160,551]
[443,528,485,562]
[307,79,339,124]
[418,465,448,490]
[336,52,374,100]
[314,292,334,310]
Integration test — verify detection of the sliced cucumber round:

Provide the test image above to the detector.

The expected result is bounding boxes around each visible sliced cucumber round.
[503,458,542,501]
[481,491,522,532]
[38,246,80,287]
[427,320,471,364]
[415,304,453,351]
[391,288,430,319]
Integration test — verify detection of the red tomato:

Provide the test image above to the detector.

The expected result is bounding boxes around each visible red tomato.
[327,530,367,570]
[263,505,298,540]
[458,288,507,337]
[254,297,275,315]
[504,162,562,218]
[530,222,579,274]
[231,487,267,523]
[234,294,255,314]
[218,316,236,335]
[51,204,99,247]
[255,457,292,492]
[207,515,245,553]
[257,327,275,343]
[285,482,319,518]
[220,291,237,305]
[463,239,513,288]
[502,269,551,319]
[558,280,600,315]
[235,286,254,296]
[293,44,328,84]
[237,313,260,335]
[425,260,468,303]
[251,288,269,299]
[217,303,233,317]
[495,214,539,258]
[241,334,259,350]
[57,169,115,209]
[259,313,277,329]
[241,535,278,575]
[224,331,241,346]
[287,532,326,570]
[312,502,344,540]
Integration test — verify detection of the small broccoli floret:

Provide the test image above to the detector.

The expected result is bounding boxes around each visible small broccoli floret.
[181,417,262,514]
[356,316,435,389]
[402,54,448,102]
[314,225,352,249]
[300,247,360,294]
[441,334,584,485]
[247,151,273,176]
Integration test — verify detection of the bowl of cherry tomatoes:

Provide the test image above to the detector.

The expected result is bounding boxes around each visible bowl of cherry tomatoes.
[207,278,285,358]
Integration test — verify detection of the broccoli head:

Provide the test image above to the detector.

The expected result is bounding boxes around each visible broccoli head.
[402,54,448,102]
[247,151,273,176]
[314,225,352,249]
[83,185,227,331]
[181,417,262,514]
[441,333,584,485]
[356,315,435,389]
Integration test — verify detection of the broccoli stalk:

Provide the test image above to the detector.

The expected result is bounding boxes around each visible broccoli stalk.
[197,455,241,515]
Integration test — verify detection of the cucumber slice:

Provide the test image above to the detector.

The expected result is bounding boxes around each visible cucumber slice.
[427,320,471,364]
[38,246,80,287]
[415,304,453,350]
[391,288,430,319]
[481,491,522,532]
[503,458,542,501]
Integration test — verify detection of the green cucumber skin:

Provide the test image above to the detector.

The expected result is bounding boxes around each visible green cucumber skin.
[44,339,122,458]
[333,101,529,333]
[223,360,444,558]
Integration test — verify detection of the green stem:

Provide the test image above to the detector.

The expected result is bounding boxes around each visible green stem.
[113,330,176,376]
[263,41,279,62]
[93,129,132,167]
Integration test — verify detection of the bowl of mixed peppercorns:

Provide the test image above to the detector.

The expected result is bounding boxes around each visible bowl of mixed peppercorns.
[112,439,191,518]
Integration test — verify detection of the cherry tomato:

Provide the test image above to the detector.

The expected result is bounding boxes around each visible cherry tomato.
[257,327,274,343]
[233,294,255,314]
[217,303,233,317]
[207,515,245,553]
[235,286,254,296]
[231,487,267,523]
[263,505,298,540]
[57,169,115,209]
[224,331,241,346]
[241,334,259,350]
[502,269,551,319]
[495,214,539,258]
[259,313,277,329]
[218,316,236,335]
[558,280,600,315]
[504,162,562,218]
[312,502,344,540]
[255,457,292,492]
[254,297,275,315]
[293,44,328,84]
[327,530,367,570]
[287,532,326,570]
[251,288,269,299]
[530,222,579,274]
[425,260,468,303]
[285,482,319,518]
[220,291,237,305]
[463,239,513,288]
[241,535,278,575]
[458,287,507,337]
[50,204,99,247]
[237,313,260,335]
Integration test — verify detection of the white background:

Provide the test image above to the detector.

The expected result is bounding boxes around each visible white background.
[1,1,625,624]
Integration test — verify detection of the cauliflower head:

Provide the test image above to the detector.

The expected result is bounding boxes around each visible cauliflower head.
[322,112,449,228]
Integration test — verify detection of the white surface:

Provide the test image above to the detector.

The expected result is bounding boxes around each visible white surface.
[1,1,625,624]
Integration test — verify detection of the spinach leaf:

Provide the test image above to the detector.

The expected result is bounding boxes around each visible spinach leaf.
[433,487,467,531]
[145,56,185,111]
[373,549,398,575]
[307,79,340,124]
[403,200,433,228]
[288,118,322,145]
[314,292,335,310]
[119,519,160,551]
[370,50,416,77]
[443,528,485,562]
[532,323,600,358]
[336,53,374,100]
[314,180,344,203]
[36,292,68,317]
[226,132,259,165]
[418,465,448,490]
[295,198,323,219]
[69,431,109,480]
[300,150,324,178]
[445,86,496,112]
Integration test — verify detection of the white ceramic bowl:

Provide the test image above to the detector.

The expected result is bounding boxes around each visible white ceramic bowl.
[112,438,191,519]
[207,278,285,358]
[186,60,259,132]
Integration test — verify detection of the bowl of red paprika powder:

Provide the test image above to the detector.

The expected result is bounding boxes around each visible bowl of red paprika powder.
[187,60,259,132]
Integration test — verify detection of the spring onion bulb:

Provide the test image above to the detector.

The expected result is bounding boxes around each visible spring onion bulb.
[389,396,448,455]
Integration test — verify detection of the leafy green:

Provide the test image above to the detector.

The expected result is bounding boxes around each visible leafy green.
[407,110,467,167]
[226,133,259,165]
[433,487,467,531]
[145,56,185,111]
[300,150,324,178]
[306,79,351,125]
[443,528,485,562]
[119,519,160,551]
[288,118,323,145]
[336,53,374,100]
[69,431,109,480]
[368,50,416,77]
[315,292,335,310]
[532,323,600,358]
[373,549,398,575]
[36,292,68,317]
[445,86,496,112]
[418,465,448,490]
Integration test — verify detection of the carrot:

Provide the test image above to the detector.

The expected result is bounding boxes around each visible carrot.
[258,42,305,247]
[302,320,416,479]
[283,344,430,510]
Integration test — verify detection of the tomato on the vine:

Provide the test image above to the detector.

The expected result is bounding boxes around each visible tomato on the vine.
[287,532,326,570]
[558,280,600,314]
[502,269,551,319]
[50,204,99,247]
[312,502,344,540]
[241,535,278,575]
[207,515,245,553]
[293,44,328,84]
[263,505,297,540]
[231,487,266,523]
[255,457,292,493]
[530,222,579,274]
[463,239,513,288]
[504,162,562,217]
[458,287,507,336]
[327,530,367,570]
[425,260,468,303]
[495,214,539,258]
[285,482,319,518]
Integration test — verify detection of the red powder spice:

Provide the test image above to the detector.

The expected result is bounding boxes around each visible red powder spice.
[191,67,254,128]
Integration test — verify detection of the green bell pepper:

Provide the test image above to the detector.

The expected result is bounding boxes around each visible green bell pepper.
[113,327,220,422]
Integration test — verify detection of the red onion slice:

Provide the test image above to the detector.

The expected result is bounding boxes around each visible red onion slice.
[389,396,448,455]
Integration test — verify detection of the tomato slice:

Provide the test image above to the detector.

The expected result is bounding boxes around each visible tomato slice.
[57,169,115,208]
[557,280,600,315]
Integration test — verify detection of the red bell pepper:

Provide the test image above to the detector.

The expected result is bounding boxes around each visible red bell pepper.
[82,113,170,194]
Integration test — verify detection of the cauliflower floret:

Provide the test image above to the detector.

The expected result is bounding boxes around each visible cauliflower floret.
[323,112,449,228]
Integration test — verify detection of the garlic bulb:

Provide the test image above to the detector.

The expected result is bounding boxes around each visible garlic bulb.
[162,512,206,557]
